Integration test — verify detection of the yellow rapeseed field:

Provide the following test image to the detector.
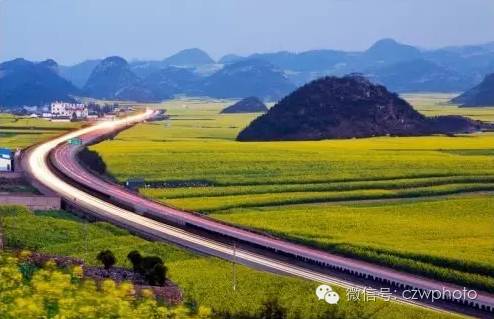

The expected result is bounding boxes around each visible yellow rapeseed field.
[89,95,494,292]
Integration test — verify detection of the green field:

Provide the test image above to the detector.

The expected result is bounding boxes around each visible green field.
[90,95,494,294]
[0,206,458,319]
[212,196,494,293]
[0,113,79,149]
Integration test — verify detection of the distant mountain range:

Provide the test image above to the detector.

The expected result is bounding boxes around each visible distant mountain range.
[70,39,494,95]
[80,56,293,102]
[2,39,494,107]
[198,59,295,100]
[231,39,494,91]
[367,59,476,92]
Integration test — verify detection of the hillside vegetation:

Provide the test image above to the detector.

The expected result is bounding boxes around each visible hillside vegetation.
[0,250,206,319]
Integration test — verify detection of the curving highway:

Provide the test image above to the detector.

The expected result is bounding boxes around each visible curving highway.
[21,110,494,318]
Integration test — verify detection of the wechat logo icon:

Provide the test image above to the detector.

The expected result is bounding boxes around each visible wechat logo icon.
[316,285,340,304]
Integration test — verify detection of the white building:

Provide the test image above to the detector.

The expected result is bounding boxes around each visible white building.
[51,102,88,119]
[0,148,13,172]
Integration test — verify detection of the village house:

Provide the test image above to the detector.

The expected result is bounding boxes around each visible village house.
[51,102,88,119]
[0,148,13,172]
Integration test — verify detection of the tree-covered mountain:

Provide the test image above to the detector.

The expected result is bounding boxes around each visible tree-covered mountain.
[199,59,295,100]
[363,38,422,65]
[139,66,201,99]
[237,75,487,141]
[451,73,494,106]
[83,56,157,102]
[0,58,79,108]
[130,49,215,78]
[163,48,214,67]
[59,59,102,88]
[220,97,268,113]
[218,54,245,64]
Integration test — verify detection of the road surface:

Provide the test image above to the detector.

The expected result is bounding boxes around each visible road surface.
[21,110,494,318]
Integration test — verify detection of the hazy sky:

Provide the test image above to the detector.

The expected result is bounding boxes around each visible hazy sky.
[1,0,493,65]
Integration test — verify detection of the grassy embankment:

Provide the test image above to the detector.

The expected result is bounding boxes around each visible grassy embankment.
[90,95,494,293]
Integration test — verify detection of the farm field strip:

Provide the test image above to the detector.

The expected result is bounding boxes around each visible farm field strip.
[95,129,494,186]
[143,175,494,199]
[0,115,79,129]
[155,183,494,212]
[0,114,81,148]
[0,131,71,149]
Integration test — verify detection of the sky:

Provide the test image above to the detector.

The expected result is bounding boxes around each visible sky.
[1,0,493,65]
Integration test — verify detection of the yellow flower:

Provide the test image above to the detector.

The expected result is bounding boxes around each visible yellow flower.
[72,265,84,279]
[140,288,154,299]
[19,250,32,260]
[197,306,212,318]
[44,259,57,270]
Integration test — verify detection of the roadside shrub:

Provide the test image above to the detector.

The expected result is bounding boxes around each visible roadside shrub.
[96,250,116,270]
[148,262,167,286]
[127,250,143,272]
[127,250,167,286]
[78,147,107,175]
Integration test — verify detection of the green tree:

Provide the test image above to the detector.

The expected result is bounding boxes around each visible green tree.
[148,263,167,286]
[127,250,143,272]
[97,250,116,270]
[127,251,168,286]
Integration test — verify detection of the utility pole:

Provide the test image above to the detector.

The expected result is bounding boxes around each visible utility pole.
[84,220,89,260]
[232,242,237,291]
[0,216,4,251]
